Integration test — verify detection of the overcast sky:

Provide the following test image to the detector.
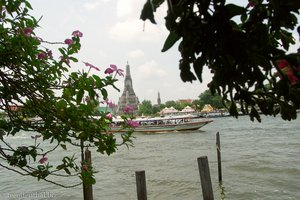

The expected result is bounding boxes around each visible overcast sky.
[29,0,299,105]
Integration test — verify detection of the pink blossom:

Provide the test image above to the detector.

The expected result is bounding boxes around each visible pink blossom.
[38,155,48,164]
[105,113,113,119]
[23,27,33,37]
[104,68,114,75]
[83,62,100,71]
[37,52,47,60]
[82,164,88,171]
[104,64,124,77]
[72,30,83,37]
[277,59,299,85]
[278,59,289,69]
[123,105,134,113]
[60,56,70,65]
[104,98,116,109]
[116,69,124,77]
[64,38,74,46]
[248,0,257,7]
[46,49,53,59]
[127,120,139,128]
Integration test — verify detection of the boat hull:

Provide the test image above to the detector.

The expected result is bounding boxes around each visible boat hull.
[111,118,213,133]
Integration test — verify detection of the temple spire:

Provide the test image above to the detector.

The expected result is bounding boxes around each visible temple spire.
[157,91,161,105]
[126,62,131,78]
[116,62,139,115]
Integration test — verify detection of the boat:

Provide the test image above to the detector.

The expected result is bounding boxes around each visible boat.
[110,115,213,133]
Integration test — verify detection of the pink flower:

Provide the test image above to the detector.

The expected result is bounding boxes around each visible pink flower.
[116,69,124,77]
[46,49,53,59]
[104,68,114,75]
[38,155,48,164]
[248,0,257,7]
[104,64,124,77]
[278,59,289,69]
[60,56,70,65]
[105,113,113,119]
[64,38,73,46]
[72,30,83,37]
[104,98,116,109]
[82,164,89,171]
[127,120,139,128]
[123,105,134,113]
[23,27,33,37]
[277,59,299,85]
[83,62,100,71]
[37,52,47,60]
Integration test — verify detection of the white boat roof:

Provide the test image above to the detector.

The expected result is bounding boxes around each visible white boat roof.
[113,114,199,122]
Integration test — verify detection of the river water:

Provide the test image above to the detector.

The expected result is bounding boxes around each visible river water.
[1,115,299,200]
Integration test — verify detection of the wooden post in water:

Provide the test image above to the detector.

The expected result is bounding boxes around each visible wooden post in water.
[197,156,214,200]
[83,149,93,200]
[216,132,222,183]
[135,170,147,200]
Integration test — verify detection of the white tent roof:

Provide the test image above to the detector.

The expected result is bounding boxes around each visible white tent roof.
[160,107,178,114]
[181,106,195,113]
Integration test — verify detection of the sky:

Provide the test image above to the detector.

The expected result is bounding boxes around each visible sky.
[29,0,212,105]
[28,0,299,105]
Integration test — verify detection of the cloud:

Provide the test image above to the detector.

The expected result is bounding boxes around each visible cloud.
[136,60,167,80]
[110,0,168,42]
[109,19,165,42]
[116,0,143,18]
[127,49,145,60]
[83,2,101,11]
[83,0,111,11]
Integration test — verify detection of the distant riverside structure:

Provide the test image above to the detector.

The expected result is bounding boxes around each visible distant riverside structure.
[116,62,139,115]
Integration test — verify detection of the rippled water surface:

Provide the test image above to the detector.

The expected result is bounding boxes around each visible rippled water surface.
[1,116,299,200]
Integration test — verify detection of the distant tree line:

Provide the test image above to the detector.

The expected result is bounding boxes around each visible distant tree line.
[138,90,224,116]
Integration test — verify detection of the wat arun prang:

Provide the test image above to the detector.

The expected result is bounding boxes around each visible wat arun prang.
[116,62,139,115]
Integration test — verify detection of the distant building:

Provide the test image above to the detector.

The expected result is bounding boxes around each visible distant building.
[157,91,161,106]
[116,62,139,115]
[178,99,194,104]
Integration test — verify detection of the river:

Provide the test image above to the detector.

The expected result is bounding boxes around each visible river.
[1,115,299,200]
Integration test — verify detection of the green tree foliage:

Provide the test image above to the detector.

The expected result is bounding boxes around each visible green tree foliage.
[0,0,134,188]
[165,100,177,109]
[198,90,224,109]
[141,0,300,121]
[138,100,153,116]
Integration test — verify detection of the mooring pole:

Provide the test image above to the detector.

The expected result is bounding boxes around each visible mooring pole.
[216,132,222,183]
[135,170,147,200]
[197,156,214,200]
[83,149,93,200]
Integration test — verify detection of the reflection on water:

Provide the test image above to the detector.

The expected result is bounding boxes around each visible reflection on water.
[0,116,299,200]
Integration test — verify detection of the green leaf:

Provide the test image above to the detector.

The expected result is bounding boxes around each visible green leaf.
[161,31,180,52]
[64,167,71,175]
[69,57,78,62]
[241,12,247,23]
[140,0,156,24]
[76,89,84,104]
[60,144,67,150]
[101,89,108,100]
[229,102,238,117]
[25,1,33,10]
[58,47,66,56]
[193,57,204,82]
[92,75,103,88]
[226,4,246,19]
